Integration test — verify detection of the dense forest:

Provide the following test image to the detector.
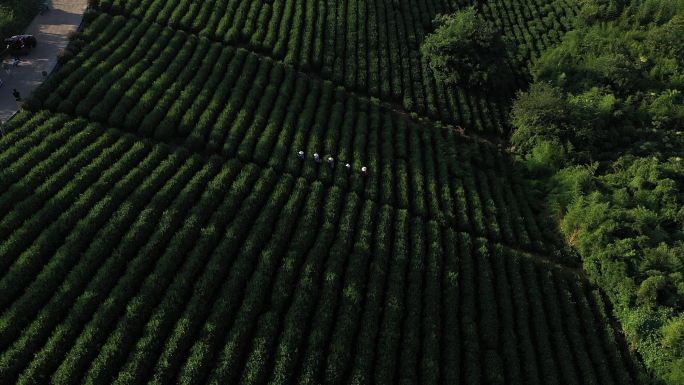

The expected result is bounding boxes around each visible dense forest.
[507,0,684,382]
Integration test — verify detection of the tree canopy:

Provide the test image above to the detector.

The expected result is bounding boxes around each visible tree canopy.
[420,7,512,89]
[510,2,684,382]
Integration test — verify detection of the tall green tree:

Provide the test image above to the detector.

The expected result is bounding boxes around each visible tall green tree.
[420,7,512,89]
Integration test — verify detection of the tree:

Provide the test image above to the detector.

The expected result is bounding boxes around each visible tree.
[420,7,512,89]
[510,82,573,154]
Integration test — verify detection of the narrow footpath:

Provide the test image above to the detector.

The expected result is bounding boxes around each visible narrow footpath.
[0,0,88,124]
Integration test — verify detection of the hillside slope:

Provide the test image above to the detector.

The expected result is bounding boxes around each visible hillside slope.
[0,1,653,384]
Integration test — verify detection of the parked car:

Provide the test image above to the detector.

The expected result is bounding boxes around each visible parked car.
[4,35,37,54]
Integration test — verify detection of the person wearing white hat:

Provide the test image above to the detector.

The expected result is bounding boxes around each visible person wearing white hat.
[361,166,368,176]
[345,163,351,170]
[313,153,321,163]
[328,157,334,167]
[298,150,305,160]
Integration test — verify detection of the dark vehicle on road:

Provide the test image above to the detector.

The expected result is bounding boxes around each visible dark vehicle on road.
[3,35,37,55]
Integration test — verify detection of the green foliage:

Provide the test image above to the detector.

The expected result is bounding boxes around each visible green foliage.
[628,0,684,26]
[515,7,684,380]
[562,156,684,297]
[511,83,573,155]
[577,0,626,24]
[663,316,684,356]
[553,155,684,383]
[513,1,684,162]
[420,7,513,89]
[648,90,684,128]
[544,164,597,215]
[662,316,684,383]
[0,0,41,41]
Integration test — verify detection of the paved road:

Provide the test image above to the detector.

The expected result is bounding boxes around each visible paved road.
[0,0,88,124]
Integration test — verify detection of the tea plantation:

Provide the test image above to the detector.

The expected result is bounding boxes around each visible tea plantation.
[0,0,663,384]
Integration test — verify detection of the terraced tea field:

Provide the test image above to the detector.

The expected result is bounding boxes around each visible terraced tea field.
[0,1,648,384]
